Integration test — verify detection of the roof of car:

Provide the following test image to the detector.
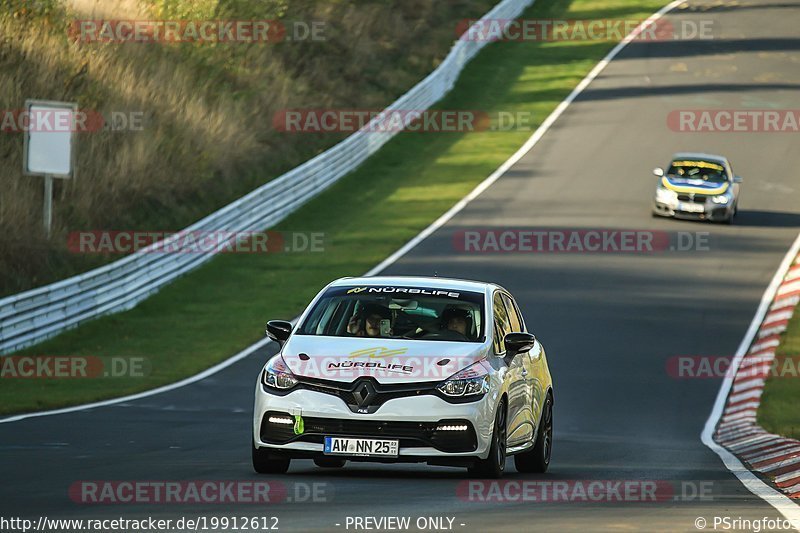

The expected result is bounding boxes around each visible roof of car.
[670,152,729,165]
[329,276,505,294]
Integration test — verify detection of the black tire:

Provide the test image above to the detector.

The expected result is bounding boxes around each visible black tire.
[468,400,507,478]
[314,457,346,468]
[252,441,290,474]
[515,395,553,474]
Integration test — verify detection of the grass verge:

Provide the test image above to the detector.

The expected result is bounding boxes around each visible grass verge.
[0,0,497,295]
[0,0,666,415]
[758,302,800,439]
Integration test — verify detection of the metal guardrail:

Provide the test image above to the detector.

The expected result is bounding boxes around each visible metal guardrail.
[0,0,534,355]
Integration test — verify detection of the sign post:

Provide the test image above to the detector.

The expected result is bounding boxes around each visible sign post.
[22,99,78,238]
[43,175,54,235]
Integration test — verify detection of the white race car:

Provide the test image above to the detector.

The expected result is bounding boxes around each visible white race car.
[651,152,742,223]
[252,276,554,478]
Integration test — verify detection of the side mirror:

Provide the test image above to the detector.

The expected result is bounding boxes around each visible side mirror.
[653,167,664,177]
[733,175,743,184]
[266,320,293,343]
[504,332,536,356]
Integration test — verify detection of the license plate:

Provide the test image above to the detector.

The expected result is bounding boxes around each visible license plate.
[678,202,705,213]
[324,436,399,457]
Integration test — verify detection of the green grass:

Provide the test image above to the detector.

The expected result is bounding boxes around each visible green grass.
[758,306,800,439]
[0,0,667,415]
[1,0,499,296]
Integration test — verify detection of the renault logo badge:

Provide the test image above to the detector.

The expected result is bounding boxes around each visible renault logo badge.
[352,380,377,407]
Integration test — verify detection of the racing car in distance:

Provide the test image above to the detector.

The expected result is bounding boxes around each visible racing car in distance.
[252,276,554,478]
[651,152,742,224]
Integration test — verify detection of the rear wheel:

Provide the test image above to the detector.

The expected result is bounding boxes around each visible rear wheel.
[468,400,506,478]
[314,457,346,468]
[252,441,290,474]
[515,395,553,473]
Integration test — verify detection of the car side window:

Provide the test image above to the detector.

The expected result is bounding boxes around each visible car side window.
[501,293,524,333]
[493,292,512,355]
[492,322,504,354]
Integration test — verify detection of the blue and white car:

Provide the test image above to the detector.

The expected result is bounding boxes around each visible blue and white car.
[651,152,742,223]
[252,276,554,478]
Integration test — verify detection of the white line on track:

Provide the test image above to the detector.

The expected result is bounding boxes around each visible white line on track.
[0,0,686,425]
[702,232,800,524]
[0,336,273,424]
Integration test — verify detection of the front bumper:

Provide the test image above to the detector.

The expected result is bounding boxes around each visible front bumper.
[253,385,497,463]
[652,199,731,221]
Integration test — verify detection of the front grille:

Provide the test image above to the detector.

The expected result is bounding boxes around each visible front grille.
[677,194,707,204]
[261,411,477,452]
[298,376,438,414]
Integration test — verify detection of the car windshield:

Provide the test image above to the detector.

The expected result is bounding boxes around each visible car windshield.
[666,160,727,182]
[297,285,485,342]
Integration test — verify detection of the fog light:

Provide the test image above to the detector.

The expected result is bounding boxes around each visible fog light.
[268,416,294,425]
[436,424,468,431]
[655,187,678,205]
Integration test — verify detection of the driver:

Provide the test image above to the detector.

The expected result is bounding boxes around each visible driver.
[348,304,391,337]
[441,307,472,338]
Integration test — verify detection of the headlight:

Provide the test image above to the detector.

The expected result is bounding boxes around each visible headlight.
[262,355,298,390]
[655,187,678,204]
[437,361,491,398]
[712,195,729,204]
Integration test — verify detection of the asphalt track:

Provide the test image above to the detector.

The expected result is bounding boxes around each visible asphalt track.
[3,1,800,531]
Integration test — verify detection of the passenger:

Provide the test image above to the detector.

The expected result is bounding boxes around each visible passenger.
[347,304,391,337]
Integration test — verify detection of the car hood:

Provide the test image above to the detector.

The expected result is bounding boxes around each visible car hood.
[661,176,729,195]
[280,335,489,384]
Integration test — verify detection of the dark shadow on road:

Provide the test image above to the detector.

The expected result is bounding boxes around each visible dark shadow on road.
[680,2,800,14]
[577,83,800,102]
[733,210,800,228]
[619,38,800,60]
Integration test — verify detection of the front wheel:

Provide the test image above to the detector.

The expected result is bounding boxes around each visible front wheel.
[515,395,553,473]
[252,441,291,474]
[468,400,506,478]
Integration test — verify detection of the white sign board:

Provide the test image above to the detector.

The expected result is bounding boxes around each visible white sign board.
[23,100,77,178]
